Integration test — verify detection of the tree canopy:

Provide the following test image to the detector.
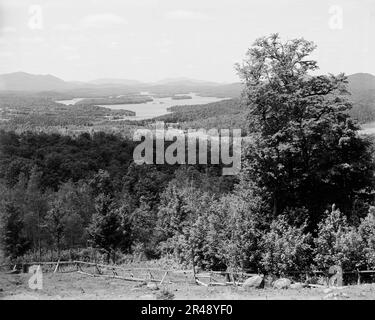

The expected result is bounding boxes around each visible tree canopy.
[236,33,374,224]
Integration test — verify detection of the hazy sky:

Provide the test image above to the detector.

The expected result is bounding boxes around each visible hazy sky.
[0,0,373,82]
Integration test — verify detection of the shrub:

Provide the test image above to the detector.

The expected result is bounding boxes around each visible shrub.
[314,205,365,270]
[214,192,262,271]
[260,215,312,275]
[358,206,375,268]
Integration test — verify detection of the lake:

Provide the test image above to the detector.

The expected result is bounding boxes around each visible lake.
[57,93,228,120]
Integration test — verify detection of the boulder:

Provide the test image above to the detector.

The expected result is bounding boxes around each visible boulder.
[273,278,291,289]
[290,282,304,289]
[242,275,264,289]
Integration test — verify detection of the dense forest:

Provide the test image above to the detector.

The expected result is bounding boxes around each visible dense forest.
[155,98,248,131]
[0,130,236,262]
[76,95,153,106]
[0,94,135,127]
[1,34,375,276]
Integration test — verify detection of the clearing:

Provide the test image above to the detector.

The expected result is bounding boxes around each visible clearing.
[1,271,375,300]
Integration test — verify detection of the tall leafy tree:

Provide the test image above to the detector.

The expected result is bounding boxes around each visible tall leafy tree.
[87,194,123,263]
[24,167,49,260]
[54,181,92,248]
[45,199,65,257]
[236,33,374,224]
[0,201,29,259]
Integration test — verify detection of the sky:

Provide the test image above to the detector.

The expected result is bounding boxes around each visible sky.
[0,0,374,82]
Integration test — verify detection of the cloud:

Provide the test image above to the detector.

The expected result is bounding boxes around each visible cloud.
[66,54,81,61]
[0,26,17,34]
[81,13,128,29]
[109,41,120,49]
[0,51,12,58]
[53,24,75,32]
[165,10,210,21]
[18,36,46,44]
[157,37,173,54]
[60,45,77,51]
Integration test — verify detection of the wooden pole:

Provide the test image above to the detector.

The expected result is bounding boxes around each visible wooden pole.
[191,248,197,284]
[95,263,102,275]
[160,271,168,285]
[196,279,208,287]
[77,270,162,282]
[53,259,60,273]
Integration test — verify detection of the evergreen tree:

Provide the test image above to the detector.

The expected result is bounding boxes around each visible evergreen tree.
[0,201,29,259]
[45,199,65,257]
[87,194,123,263]
[24,167,49,260]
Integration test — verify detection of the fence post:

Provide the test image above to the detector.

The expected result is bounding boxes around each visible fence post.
[54,259,60,273]
[191,249,197,284]
[357,269,361,285]
[160,271,168,285]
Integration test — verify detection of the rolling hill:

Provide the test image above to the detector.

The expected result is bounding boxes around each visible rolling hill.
[348,73,375,123]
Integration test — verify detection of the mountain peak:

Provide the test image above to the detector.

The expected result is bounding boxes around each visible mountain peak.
[348,73,375,92]
[0,71,70,91]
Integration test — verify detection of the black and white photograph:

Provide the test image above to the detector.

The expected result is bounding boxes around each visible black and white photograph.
[0,0,375,307]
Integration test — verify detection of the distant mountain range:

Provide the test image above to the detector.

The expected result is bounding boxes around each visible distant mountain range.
[1,71,375,122]
[1,71,374,93]
[88,78,144,86]
[0,72,231,92]
[153,77,220,86]
[0,72,73,91]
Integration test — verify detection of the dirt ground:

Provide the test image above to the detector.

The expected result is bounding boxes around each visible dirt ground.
[1,271,375,300]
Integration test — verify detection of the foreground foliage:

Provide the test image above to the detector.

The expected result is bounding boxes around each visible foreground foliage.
[1,35,375,276]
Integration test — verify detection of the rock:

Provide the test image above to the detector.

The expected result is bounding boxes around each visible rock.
[147,282,159,291]
[242,275,264,290]
[273,278,291,289]
[290,282,304,289]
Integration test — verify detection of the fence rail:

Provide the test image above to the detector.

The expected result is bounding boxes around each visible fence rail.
[4,260,375,287]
